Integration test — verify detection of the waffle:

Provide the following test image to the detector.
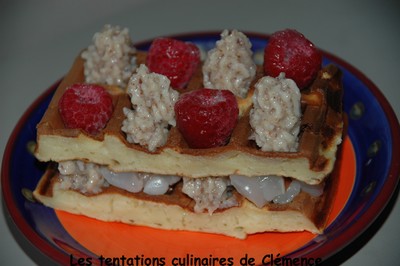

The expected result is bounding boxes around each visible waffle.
[33,43,345,238]
[35,52,343,185]
[33,153,341,239]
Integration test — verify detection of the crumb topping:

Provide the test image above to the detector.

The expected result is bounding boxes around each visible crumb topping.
[182,176,238,214]
[202,29,256,98]
[81,24,137,88]
[249,73,301,152]
[122,64,179,152]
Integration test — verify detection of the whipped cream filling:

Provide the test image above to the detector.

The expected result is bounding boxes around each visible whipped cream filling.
[100,168,181,195]
[57,160,323,214]
[58,160,109,194]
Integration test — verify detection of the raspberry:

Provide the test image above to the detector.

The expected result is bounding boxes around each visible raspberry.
[146,38,200,89]
[58,84,113,135]
[264,29,322,89]
[175,88,239,148]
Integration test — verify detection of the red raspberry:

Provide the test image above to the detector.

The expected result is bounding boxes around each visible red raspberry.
[146,38,200,89]
[58,84,113,135]
[175,88,239,149]
[264,29,322,89]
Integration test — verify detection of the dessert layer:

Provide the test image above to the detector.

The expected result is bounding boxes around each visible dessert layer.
[33,161,340,239]
[35,52,343,185]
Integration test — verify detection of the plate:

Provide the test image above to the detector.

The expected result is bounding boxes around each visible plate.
[2,32,399,265]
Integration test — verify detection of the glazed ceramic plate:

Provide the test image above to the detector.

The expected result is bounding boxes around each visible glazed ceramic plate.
[2,32,399,265]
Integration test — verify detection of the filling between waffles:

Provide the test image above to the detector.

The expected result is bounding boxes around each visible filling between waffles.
[33,25,344,239]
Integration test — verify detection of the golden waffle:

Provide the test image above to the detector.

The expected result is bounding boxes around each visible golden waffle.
[35,51,343,185]
[33,151,341,239]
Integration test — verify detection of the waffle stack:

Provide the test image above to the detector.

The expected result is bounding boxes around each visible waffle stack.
[33,46,344,239]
